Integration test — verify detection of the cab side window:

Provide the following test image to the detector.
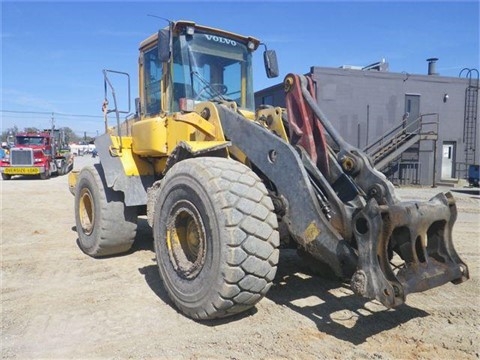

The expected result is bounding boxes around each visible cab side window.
[144,47,162,115]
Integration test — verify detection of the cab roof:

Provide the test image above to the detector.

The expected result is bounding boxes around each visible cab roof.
[139,20,261,51]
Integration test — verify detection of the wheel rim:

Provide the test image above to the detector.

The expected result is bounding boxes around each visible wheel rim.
[166,201,206,279]
[79,188,95,235]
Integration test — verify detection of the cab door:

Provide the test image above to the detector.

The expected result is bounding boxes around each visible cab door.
[140,46,163,117]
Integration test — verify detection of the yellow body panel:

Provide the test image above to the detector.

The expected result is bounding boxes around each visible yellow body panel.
[68,170,79,195]
[132,117,168,156]
[173,112,216,139]
[123,103,236,177]
[110,136,154,176]
[166,117,196,152]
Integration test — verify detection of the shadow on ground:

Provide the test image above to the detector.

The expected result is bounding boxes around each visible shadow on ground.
[266,249,429,345]
[76,216,429,340]
[130,217,154,253]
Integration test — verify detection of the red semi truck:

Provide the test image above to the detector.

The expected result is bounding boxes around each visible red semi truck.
[0,129,73,180]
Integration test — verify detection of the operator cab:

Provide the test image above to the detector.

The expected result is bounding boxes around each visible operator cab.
[138,21,278,117]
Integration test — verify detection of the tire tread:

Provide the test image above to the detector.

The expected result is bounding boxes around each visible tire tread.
[75,164,137,257]
[160,158,279,320]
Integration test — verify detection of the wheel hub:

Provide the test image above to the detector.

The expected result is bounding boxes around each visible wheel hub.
[166,203,206,279]
[79,188,94,235]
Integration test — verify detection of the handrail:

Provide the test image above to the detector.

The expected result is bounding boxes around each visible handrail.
[455,162,469,180]
[364,113,438,160]
[102,69,131,153]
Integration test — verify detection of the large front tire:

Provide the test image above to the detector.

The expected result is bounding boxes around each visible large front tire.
[154,158,279,320]
[75,164,137,257]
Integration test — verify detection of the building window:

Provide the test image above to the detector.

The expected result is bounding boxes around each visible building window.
[262,95,274,106]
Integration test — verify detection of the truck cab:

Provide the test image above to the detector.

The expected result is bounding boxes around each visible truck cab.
[1,130,72,180]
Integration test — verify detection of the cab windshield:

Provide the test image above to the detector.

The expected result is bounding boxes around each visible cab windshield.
[16,137,45,146]
[171,31,255,111]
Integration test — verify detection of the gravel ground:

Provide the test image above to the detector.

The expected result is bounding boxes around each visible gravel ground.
[1,155,479,359]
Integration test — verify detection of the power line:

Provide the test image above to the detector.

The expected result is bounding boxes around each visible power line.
[0,114,99,121]
[1,109,103,119]
[1,109,103,137]
[1,110,52,115]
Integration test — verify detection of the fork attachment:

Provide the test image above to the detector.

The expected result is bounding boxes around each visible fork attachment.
[351,192,469,307]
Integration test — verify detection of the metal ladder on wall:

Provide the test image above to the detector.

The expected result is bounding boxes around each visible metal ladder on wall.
[459,68,479,176]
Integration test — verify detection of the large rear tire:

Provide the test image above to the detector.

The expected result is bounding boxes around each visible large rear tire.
[75,164,137,257]
[153,157,279,320]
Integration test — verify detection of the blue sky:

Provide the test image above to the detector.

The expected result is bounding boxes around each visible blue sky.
[1,0,479,137]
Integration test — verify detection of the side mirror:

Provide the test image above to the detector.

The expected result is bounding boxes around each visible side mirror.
[158,28,171,62]
[264,50,279,78]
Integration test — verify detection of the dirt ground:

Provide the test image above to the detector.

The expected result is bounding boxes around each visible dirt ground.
[1,155,479,360]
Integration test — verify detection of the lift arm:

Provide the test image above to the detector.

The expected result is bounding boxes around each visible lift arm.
[211,74,468,308]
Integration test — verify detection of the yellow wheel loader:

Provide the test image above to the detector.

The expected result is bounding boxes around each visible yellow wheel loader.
[70,20,469,320]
